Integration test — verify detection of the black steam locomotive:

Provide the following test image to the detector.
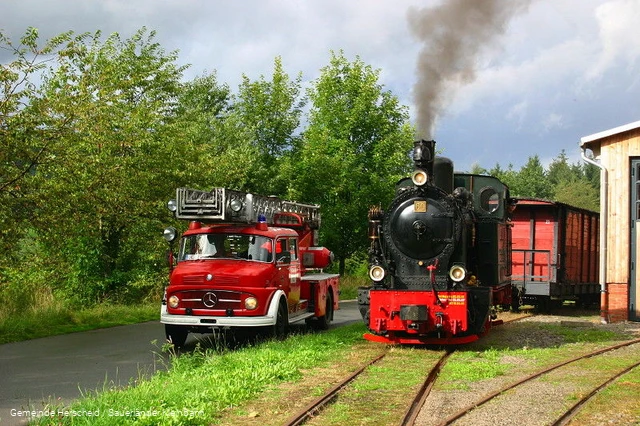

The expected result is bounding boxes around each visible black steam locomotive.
[358,140,514,345]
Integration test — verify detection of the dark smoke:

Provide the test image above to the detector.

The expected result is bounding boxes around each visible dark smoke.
[408,0,532,139]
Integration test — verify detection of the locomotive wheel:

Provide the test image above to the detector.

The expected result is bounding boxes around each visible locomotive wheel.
[165,324,188,348]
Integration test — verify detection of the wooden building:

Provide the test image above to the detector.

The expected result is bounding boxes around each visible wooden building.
[580,119,640,322]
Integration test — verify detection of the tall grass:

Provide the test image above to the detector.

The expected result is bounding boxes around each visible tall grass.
[0,303,159,344]
[339,274,369,300]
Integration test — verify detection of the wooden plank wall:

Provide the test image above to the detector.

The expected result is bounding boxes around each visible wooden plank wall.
[600,129,640,284]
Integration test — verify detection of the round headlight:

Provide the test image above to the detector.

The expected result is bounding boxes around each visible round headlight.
[449,265,466,282]
[369,265,386,282]
[168,295,180,308]
[412,170,428,186]
[244,297,258,310]
[163,227,177,243]
[230,198,243,212]
[167,199,177,212]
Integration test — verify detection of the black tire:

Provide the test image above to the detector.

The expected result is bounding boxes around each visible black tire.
[314,293,334,331]
[165,324,188,348]
[265,299,289,340]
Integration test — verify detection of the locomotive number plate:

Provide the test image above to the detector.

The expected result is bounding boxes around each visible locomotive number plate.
[414,201,427,212]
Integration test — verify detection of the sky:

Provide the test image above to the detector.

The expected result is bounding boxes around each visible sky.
[1,0,639,172]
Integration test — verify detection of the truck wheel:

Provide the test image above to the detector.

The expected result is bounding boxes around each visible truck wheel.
[265,299,289,340]
[165,325,188,348]
[315,293,334,330]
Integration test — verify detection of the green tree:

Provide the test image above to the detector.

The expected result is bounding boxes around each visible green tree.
[291,52,414,275]
[172,71,259,189]
[554,179,599,211]
[547,150,600,210]
[0,28,80,260]
[26,28,187,304]
[235,57,305,196]
[469,163,488,175]
[508,155,554,199]
[547,150,576,186]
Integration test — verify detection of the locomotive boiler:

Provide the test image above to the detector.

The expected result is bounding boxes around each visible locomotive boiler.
[358,140,514,344]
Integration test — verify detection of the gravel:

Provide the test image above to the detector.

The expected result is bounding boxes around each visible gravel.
[415,310,640,426]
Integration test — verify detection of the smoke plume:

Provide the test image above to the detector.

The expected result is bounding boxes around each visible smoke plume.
[408,0,532,139]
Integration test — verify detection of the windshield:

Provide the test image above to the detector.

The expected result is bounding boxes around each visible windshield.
[178,233,273,263]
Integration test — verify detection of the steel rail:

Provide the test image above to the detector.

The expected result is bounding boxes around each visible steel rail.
[436,337,640,426]
[400,350,454,426]
[283,352,387,426]
[551,359,640,426]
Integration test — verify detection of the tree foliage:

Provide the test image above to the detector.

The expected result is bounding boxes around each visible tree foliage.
[235,57,305,196]
[290,51,414,274]
[1,27,602,316]
[485,151,600,212]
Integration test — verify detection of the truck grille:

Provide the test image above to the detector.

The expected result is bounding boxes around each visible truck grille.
[176,289,242,310]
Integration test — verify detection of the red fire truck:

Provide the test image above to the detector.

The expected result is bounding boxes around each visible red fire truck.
[161,187,340,347]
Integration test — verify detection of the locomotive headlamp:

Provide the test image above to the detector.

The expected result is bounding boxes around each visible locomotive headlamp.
[449,265,466,282]
[244,297,258,310]
[163,227,177,243]
[230,198,243,212]
[411,170,428,186]
[168,295,180,308]
[369,265,386,282]
[167,199,177,212]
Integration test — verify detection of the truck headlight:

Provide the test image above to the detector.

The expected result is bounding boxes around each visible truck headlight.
[168,295,180,308]
[244,297,258,310]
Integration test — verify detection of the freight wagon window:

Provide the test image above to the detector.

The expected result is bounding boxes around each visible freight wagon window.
[479,187,500,214]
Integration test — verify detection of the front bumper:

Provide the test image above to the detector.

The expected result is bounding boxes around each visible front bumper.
[160,305,276,328]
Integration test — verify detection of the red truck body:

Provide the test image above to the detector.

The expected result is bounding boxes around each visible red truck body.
[161,188,340,346]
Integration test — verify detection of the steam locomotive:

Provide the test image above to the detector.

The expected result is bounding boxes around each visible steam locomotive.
[358,140,515,345]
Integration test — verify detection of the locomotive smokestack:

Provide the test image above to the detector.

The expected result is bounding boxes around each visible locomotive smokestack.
[407,0,532,139]
[412,139,436,184]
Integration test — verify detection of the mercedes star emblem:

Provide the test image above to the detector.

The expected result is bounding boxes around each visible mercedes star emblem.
[202,292,218,307]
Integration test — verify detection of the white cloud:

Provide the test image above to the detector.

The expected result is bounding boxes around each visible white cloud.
[587,0,640,80]
[1,0,639,174]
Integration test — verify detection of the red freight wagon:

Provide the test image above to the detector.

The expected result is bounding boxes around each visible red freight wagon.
[510,198,600,309]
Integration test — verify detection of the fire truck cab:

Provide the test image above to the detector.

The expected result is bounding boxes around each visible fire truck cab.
[161,187,340,347]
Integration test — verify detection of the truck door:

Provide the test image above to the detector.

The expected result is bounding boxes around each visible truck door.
[275,237,300,310]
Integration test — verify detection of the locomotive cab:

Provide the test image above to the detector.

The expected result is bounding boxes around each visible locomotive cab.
[359,140,514,345]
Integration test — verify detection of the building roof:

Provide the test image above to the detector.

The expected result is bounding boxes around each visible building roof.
[580,120,640,148]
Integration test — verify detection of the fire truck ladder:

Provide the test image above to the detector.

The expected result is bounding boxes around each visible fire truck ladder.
[174,187,320,226]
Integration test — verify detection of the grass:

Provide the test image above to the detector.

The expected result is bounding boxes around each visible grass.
[338,274,368,300]
[18,309,639,426]
[32,323,368,426]
[570,364,640,424]
[311,347,446,425]
[0,302,158,344]
[0,273,367,344]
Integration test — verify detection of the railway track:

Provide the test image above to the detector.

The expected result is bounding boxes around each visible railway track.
[432,337,640,426]
[283,351,388,426]
[283,350,454,426]
[284,314,534,426]
[400,350,455,426]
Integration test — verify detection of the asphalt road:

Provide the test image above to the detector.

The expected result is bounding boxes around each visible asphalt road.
[0,300,361,425]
